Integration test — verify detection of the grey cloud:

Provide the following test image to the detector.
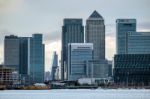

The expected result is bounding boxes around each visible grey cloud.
[138,22,150,31]
[44,31,61,43]
[106,24,115,37]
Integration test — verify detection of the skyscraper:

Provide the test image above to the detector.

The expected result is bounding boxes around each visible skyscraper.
[85,11,108,78]
[29,34,45,83]
[116,19,136,54]
[85,10,105,60]
[68,43,93,81]
[51,51,58,81]
[4,35,20,71]
[19,37,29,76]
[61,18,84,80]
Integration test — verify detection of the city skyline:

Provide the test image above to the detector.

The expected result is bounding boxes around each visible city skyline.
[0,0,150,71]
[4,34,45,83]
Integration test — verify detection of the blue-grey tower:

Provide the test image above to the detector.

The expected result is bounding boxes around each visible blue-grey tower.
[28,34,45,83]
[19,37,29,76]
[116,19,136,54]
[61,18,84,80]
[4,35,20,71]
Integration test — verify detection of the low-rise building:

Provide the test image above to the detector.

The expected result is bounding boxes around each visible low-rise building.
[0,66,15,85]
[114,54,150,86]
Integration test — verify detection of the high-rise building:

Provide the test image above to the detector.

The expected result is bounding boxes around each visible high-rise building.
[116,19,136,54]
[125,32,150,54]
[4,34,45,84]
[85,10,108,79]
[85,10,105,60]
[61,18,84,80]
[29,34,45,83]
[68,43,93,81]
[19,37,29,76]
[4,35,20,71]
[51,51,58,81]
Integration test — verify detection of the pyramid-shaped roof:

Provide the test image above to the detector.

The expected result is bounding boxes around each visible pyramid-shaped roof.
[89,10,103,19]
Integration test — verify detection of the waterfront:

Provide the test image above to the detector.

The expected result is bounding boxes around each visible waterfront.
[0,89,150,99]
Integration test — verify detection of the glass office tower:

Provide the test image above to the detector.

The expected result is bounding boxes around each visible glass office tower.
[28,34,45,83]
[4,35,20,71]
[19,37,29,76]
[116,19,136,54]
[68,43,93,81]
[61,19,84,80]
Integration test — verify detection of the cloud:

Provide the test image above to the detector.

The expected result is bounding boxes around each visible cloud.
[44,31,61,43]
[0,0,24,14]
[138,22,150,32]
[106,36,115,60]
[106,24,115,37]
[0,44,3,64]
[0,30,16,45]
[45,40,61,71]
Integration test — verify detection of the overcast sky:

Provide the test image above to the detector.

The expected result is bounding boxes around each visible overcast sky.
[0,0,150,71]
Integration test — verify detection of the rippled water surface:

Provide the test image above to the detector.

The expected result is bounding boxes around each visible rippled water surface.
[0,89,150,99]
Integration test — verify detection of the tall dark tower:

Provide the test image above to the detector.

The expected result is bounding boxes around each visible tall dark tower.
[116,19,136,54]
[4,35,20,71]
[61,18,84,80]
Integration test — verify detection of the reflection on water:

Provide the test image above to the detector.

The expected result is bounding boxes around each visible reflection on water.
[0,89,150,99]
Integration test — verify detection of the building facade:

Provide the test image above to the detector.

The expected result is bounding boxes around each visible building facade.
[114,54,150,86]
[51,51,58,81]
[45,71,50,81]
[108,61,113,77]
[125,32,150,54]
[29,34,45,83]
[19,37,29,76]
[61,19,84,80]
[116,19,136,54]
[68,43,93,81]
[85,10,108,79]
[0,66,15,85]
[4,35,20,71]
[85,10,105,60]
[87,60,109,78]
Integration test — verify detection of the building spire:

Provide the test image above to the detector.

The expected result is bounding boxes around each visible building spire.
[89,10,103,19]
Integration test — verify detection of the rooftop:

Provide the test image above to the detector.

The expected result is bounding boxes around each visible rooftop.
[89,10,103,19]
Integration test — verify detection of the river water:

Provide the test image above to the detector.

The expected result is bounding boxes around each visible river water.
[0,89,150,99]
